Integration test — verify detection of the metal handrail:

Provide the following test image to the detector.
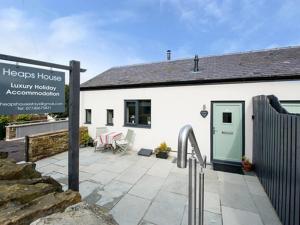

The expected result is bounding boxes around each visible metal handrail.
[177,125,206,225]
[177,125,206,168]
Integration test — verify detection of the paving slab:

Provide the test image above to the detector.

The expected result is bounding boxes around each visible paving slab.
[79,180,103,199]
[222,206,264,225]
[244,175,260,183]
[37,163,67,175]
[204,192,221,214]
[116,165,148,184]
[111,194,151,225]
[35,157,59,169]
[219,181,257,213]
[252,194,282,225]
[79,162,109,174]
[104,159,136,173]
[129,174,165,200]
[161,172,188,196]
[50,151,68,160]
[90,170,119,185]
[204,179,220,194]
[53,158,68,167]
[139,221,157,225]
[147,159,173,178]
[181,207,222,225]
[96,180,132,209]
[218,171,247,186]
[79,171,94,182]
[144,191,187,225]
[134,156,158,169]
[246,180,267,196]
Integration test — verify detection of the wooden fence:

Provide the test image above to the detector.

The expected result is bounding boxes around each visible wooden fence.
[252,95,300,225]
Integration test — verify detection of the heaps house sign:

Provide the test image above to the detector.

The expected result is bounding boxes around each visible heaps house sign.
[0,62,65,114]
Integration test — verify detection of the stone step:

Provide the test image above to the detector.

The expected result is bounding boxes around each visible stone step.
[0,190,81,225]
[0,159,41,180]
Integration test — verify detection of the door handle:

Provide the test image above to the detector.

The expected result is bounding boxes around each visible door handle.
[222,131,233,135]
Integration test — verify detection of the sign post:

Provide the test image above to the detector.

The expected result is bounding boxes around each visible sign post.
[0,54,85,192]
[68,60,80,191]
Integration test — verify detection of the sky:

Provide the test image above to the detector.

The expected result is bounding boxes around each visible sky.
[0,0,300,83]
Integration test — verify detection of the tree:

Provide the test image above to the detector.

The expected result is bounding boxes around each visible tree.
[50,85,69,119]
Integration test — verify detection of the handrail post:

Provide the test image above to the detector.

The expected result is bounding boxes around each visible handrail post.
[188,152,197,225]
[198,167,204,225]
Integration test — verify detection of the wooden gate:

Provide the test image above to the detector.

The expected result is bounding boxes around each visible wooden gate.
[252,95,300,225]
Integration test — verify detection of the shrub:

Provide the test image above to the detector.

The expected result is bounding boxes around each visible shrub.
[16,114,33,122]
[154,141,171,154]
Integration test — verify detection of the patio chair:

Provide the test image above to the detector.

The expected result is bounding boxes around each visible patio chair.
[114,129,134,154]
[94,127,108,151]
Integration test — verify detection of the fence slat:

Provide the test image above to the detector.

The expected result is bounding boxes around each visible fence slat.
[285,116,291,225]
[295,117,300,225]
[290,116,296,225]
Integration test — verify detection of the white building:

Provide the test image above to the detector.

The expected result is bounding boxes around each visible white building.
[80,47,300,170]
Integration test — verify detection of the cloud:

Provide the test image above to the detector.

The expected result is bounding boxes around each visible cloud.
[0,7,144,83]
[159,0,232,26]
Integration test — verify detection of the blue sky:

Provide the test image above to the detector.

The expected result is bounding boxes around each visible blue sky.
[1,0,300,82]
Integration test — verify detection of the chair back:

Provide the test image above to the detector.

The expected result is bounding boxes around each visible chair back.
[96,127,108,138]
[125,129,135,144]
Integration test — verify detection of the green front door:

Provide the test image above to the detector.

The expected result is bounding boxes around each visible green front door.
[212,102,244,163]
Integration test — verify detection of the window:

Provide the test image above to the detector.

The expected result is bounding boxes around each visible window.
[223,112,232,123]
[85,109,92,124]
[106,109,114,125]
[125,100,151,128]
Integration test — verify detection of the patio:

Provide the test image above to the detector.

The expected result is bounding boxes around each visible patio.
[35,147,281,225]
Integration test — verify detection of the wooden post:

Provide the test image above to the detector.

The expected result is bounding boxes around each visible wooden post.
[68,60,80,191]
[25,135,29,162]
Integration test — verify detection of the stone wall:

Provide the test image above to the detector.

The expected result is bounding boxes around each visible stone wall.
[27,127,88,162]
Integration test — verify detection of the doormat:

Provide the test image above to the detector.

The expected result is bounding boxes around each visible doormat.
[137,148,153,157]
[213,162,244,175]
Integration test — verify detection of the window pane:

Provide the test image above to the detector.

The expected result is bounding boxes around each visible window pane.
[223,112,232,123]
[126,102,136,124]
[107,110,113,125]
[138,100,151,125]
[86,109,91,123]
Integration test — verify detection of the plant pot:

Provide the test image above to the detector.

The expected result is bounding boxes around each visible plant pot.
[88,140,94,147]
[156,152,169,159]
[243,162,252,172]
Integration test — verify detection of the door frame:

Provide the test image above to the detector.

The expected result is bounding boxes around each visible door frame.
[210,101,245,165]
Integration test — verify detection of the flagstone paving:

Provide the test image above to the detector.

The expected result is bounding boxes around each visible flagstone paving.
[35,147,282,225]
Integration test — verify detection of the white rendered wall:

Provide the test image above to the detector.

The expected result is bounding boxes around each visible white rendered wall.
[80,81,300,163]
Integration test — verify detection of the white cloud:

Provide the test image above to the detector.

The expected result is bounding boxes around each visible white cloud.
[159,0,232,26]
[0,7,144,83]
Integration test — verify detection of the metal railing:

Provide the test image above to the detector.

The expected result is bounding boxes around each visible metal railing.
[177,125,207,225]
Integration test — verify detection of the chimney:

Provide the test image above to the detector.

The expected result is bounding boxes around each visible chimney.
[166,50,171,61]
[194,55,199,72]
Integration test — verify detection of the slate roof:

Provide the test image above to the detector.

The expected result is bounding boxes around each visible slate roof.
[81,46,300,90]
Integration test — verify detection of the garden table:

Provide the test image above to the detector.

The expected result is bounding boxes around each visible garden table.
[98,131,122,150]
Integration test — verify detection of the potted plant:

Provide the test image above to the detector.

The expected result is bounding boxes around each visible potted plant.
[154,142,171,159]
[81,132,91,147]
[242,156,252,172]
